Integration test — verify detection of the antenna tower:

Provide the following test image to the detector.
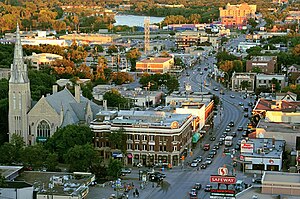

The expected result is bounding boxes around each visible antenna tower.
[144,17,150,55]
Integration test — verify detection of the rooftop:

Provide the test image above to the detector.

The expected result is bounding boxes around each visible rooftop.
[263,171,300,185]
[257,120,300,134]
[237,187,299,199]
[250,56,277,61]
[253,98,300,112]
[138,57,173,64]
[0,166,23,180]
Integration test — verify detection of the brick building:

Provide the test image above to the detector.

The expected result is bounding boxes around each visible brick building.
[136,57,174,74]
[246,56,277,74]
[219,3,256,28]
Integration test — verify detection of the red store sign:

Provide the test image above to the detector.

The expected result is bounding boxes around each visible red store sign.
[210,176,237,184]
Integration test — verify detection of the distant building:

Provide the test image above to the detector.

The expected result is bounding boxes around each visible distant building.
[246,56,277,74]
[231,72,256,92]
[0,68,10,80]
[238,42,261,52]
[288,64,300,73]
[256,74,286,89]
[136,57,174,73]
[219,3,256,28]
[60,33,119,45]
[275,91,297,101]
[288,72,300,85]
[24,53,63,70]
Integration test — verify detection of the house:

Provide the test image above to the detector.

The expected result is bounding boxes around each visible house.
[238,42,261,52]
[231,72,256,92]
[136,57,174,74]
[275,91,297,101]
[288,72,300,85]
[246,56,277,74]
[287,64,300,73]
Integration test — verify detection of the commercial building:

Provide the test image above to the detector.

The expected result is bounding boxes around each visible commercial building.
[246,56,277,74]
[0,181,33,199]
[219,3,257,28]
[165,91,213,106]
[60,33,119,45]
[262,172,300,196]
[238,42,261,53]
[90,110,197,167]
[240,138,285,173]
[136,57,174,74]
[231,72,256,92]
[24,53,63,70]
[256,74,286,89]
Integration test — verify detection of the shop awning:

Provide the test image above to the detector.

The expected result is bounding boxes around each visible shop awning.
[127,153,133,158]
[112,152,123,158]
[192,132,201,144]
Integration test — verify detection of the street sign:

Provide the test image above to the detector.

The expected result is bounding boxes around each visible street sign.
[218,167,228,176]
[210,175,236,184]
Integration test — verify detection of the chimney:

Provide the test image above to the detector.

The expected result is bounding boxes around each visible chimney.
[103,100,107,111]
[53,85,58,94]
[75,85,81,103]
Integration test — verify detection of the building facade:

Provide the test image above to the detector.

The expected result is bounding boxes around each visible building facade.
[256,74,286,89]
[90,110,197,167]
[231,72,256,92]
[219,3,257,28]
[24,53,63,70]
[136,57,174,74]
[246,56,277,74]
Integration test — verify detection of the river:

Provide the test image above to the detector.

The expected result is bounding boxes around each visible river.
[114,14,165,27]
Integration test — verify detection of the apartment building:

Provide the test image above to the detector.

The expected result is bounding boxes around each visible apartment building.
[256,74,286,89]
[246,56,277,74]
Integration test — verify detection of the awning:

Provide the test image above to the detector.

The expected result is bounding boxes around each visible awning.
[192,133,201,144]
[127,153,133,158]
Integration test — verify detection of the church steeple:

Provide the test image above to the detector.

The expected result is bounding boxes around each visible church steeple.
[9,23,28,83]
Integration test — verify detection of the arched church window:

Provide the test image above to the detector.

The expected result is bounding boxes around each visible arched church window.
[13,92,16,109]
[19,92,22,109]
[37,120,50,138]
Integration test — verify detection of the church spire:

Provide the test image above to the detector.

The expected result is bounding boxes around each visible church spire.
[9,23,28,83]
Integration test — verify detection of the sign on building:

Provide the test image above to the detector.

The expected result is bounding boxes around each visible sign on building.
[241,140,254,153]
[210,176,236,184]
[218,167,228,176]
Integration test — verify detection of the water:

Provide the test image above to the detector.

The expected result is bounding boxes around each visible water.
[114,14,165,27]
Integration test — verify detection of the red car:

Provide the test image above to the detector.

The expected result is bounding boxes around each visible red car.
[203,144,210,151]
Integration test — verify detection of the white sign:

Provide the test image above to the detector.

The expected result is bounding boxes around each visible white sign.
[218,167,228,176]
[241,143,254,153]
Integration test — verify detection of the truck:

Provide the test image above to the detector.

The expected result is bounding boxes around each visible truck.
[225,136,233,147]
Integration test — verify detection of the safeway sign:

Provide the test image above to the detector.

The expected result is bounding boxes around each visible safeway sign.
[210,175,236,184]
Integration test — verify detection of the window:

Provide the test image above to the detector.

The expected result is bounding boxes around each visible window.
[37,120,50,137]
[142,135,147,141]
[143,144,147,151]
[149,135,154,141]
[128,134,132,140]
[149,145,154,151]
[127,144,132,150]
[13,92,16,109]
[18,93,22,109]
[135,144,139,150]
[159,145,167,152]
[135,134,140,140]
[173,146,177,151]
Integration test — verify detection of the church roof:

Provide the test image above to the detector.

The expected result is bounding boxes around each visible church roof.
[45,88,101,126]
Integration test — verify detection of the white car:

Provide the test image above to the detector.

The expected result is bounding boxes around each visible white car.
[230,95,235,98]
[205,158,212,164]
[190,160,198,167]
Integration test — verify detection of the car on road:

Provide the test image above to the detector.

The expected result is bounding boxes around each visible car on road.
[190,160,199,167]
[244,113,249,118]
[195,156,202,163]
[204,184,212,192]
[230,95,235,98]
[208,154,214,158]
[194,183,202,190]
[237,126,243,131]
[222,131,228,136]
[149,173,163,182]
[248,102,253,106]
[228,121,234,127]
[244,107,249,112]
[223,147,230,154]
[253,178,262,184]
[210,136,216,141]
[205,158,212,164]
[200,163,207,169]
[225,127,231,132]
[239,102,244,106]
[231,131,237,137]
[220,134,226,141]
[189,189,198,197]
[203,144,210,151]
[213,144,219,150]
[242,130,248,137]
[213,87,219,91]
[199,71,203,75]
[218,139,224,145]
[212,149,217,154]
[121,168,132,175]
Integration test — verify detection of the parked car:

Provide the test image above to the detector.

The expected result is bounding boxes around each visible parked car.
[212,149,217,154]
[194,183,202,190]
[244,113,249,118]
[189,189,198,197]
[218,139,224,145]
[225,127,231,132]
[237,126,243,131]
[203,144,210,151]
[244,107,249,112]
[121,168,132,175]
[228,121,234,127]
[231,132,237,137]
[204,184,212,192]
[213,144,219,150]
[195,156,202,163]
[239,102,244,106]
[253,178,262,184]
[213,87,219,91]
[205,158,212,164]
[242,130,248,137]
[210,136,216,141]
[230,95,235,98]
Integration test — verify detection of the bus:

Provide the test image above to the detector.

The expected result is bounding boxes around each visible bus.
[225,136,233,147]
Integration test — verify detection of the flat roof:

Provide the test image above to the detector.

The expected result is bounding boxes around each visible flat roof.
[263,171,300,185]
[0,166,23,179]
[138,57,172,64]
[237,187,299,199]
[257,120,300,134]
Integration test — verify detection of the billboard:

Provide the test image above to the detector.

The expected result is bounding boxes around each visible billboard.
[210,176,236,184]
[241,142,254,153]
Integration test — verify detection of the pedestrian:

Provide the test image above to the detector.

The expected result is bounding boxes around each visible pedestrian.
[133,191,136,198]
[135,188,139,198]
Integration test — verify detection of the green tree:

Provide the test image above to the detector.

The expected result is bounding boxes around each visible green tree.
[45,153,59,171]
[103,89,129,109]
[251,67,262,73]
[248,18,258,28]
[108,128,127,154]
[0,79,8,144]
[216,51,237,64]
[0,142,16,165]
[107,159,123,179]
[46,125,93,161]
[0,176,7,188]
[81,83,93,100]
[107,45,118,55]
[64,144,96,172]
[21,144,48,170]
[240,81,251,91]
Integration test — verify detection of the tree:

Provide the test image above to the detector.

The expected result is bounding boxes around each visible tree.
[292,44,300,56]
[107,45,118,55]
[126,48,141,71]
[251,67,262,73]
[103,89,129,109]
[160,51,171,57]
[248,18,258,28]
[108,128,127,154]
[107,159,123,179]
[0,176,7,188]
[21,144,49,170]
[240,81,251,91]
[64,144,96,172]
[219,60,234,73]
[81,83,93,100]
[46,125,94,161]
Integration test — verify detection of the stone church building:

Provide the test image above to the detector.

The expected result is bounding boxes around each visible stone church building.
[8,24,101,145]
